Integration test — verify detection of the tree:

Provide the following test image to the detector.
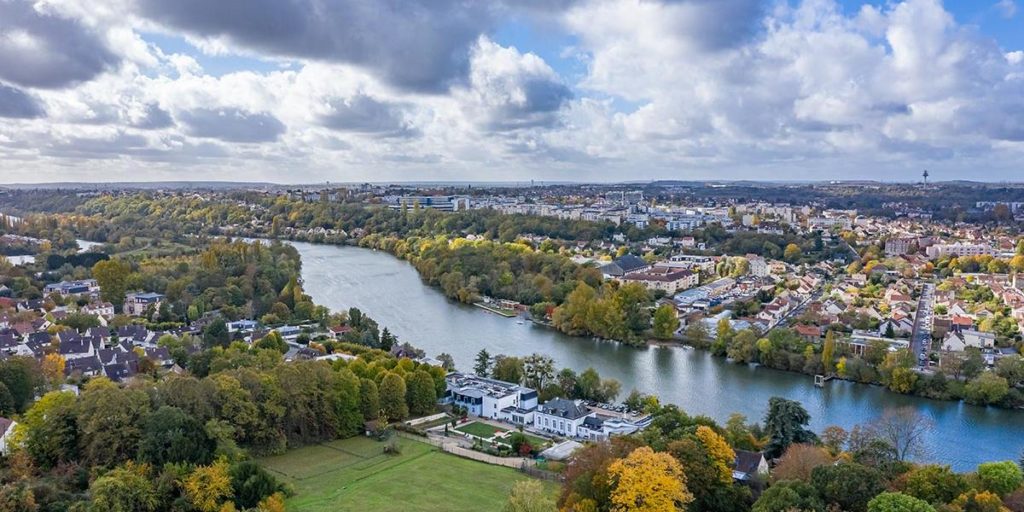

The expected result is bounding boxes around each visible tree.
[92,259,131,307]
[255,331,288,353]
[406,369,438,416]
[784,243,802,263]
[19,390,79,469]
[608,446,693,512]
[137,406,215,466]
[764,397,818,459]
[437,353,456,371]
[503,480,556,512]
[77,378,151,467]
[696,425,736,484]
[822,330,836,374]
[523,353,556,390]
[900,465,967,505]
[379,372,408,421]
[964,373,1010,405]
[89,462,158,512]
[811,463,884,512]
[652,305,680,339]
[950,490,1006,512]
[753,480,824,512]
[230,461,286,510]
[40,353,65,388]
[867,492,936,512]
[976,461,1023,496]
[474,349,492,377]
[183,459,234,512]
[871,407,932,462]
[203,318,230,349]
[359,378,380,420]
[773,444,833,482]
[492,356,525,384]
[0,383,12,417]
[0,357,40,413]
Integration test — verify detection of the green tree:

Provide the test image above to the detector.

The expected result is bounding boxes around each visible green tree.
[752,480,824,512]
[78,379,152,467]
[764,397,818,459]
[867,492,935,512]
[379,372,408,421]
[976,461,1023,496]
[474,349,492,377]
[92,259,131,307]
[359,378,380,420]
[964,372,1010,405]
[492,356,525,384]
[89,462,158,512]
[19,390,79,469]
[255,331,288,353]
[203,318,230,349]
[406,369,438,416]
[652,304,680,340]
[0,357,40,413]
[811,463,884,512]
[229,461,286,510]
[901,465,967,505]
[137,406,215,466]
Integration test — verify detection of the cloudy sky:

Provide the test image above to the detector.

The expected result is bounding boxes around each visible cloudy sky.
[0,0,1022,183]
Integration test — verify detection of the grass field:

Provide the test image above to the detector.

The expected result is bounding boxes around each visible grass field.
[259,436,557,511]
[454,421,506,439]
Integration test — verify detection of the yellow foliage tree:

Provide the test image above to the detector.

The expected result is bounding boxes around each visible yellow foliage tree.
[257,493,288,512]
[183,459,233,512]
[695,426,735,484]
[608,447,693,512]
[41,353,66,387]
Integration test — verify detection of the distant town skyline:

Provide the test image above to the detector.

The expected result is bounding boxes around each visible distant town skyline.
[1,0,1023,183]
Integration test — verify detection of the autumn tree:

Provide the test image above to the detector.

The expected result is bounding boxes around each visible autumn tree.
[773,444,833,482]
[752,480,823,512]
[899,465,967,505]
[867,492,936,512]
[696,426,735,484]
[976,461,1023,496]
[89,462,158,512]
[872,407,932,462]
[652,304,680,340]
[92,259,131,307]
[183,459,233,512]
[379,372,408,421]
[40,354,65,388]
[504,480,556,512]
[822,330,836,374]
[608,446,693,512]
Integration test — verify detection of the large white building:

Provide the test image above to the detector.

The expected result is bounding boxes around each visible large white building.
[533,398,592,438]
[620,266,698,294]
[925,243,995,260]
[443,373,538,425]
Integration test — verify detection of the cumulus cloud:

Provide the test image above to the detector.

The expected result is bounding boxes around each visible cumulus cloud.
[318,93,418,137]
[179,107,285,143]
[0,82,44,118]
[135,0,497,92]
[0,0,119,89]
[459,38,572,131]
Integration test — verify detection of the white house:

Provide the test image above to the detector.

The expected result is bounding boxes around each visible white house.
[942,329,996,352]
[123,292,165,317]
[0,417,16,455]
[444,373,538,424]
[533,398,593,438]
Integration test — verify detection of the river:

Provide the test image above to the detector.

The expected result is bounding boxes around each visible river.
[290,240,1024,470]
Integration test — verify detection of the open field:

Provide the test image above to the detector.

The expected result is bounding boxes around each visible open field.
[259,436,557,511]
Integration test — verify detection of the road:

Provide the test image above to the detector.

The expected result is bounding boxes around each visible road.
[910,282,935,367]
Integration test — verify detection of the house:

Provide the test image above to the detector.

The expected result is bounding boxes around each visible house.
[81,302,115,319]
[65,355,103,377]
[878,317,914,338]
[443,373,538,425]
[599,255,651,278]
[733,450,769,482]
[794,324,822,342]
[123,292,165,317]
[43,279,99,297]
[746,255,770,277]
[534,398,593,438]
[942,329,996,352]
[0,417,16,455]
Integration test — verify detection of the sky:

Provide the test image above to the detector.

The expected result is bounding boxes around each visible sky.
[0,0,1022,184]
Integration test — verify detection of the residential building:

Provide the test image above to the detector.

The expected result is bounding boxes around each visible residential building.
[621,267,698,294]
[733,450,769,482]
[599,255,651,278]
[942,329,996,352]
[534,398,592,438]
[925,243,995,260]
[746,255,770,277]
[0,418,16,455]
[443,373,538,425]
[123,292,165,316]
[43,279,99,297]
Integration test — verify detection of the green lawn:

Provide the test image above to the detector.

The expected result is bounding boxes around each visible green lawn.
[453,421,506,439]
[259,436,556,511]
